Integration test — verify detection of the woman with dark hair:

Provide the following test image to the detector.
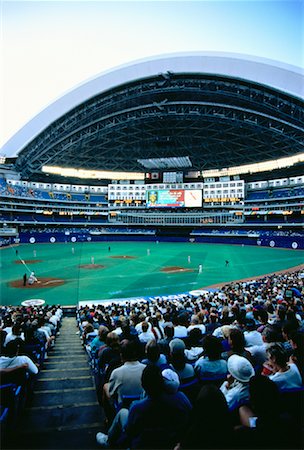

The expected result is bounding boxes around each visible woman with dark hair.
[89,325,109,357]
[289,330,304,383]
[177,384,233,449]
[184,328,204,363]
[266,343,302,389]
[194,335,227,380]
[150,316,165,341]
[222,328,253,363]
[256,309,270,333]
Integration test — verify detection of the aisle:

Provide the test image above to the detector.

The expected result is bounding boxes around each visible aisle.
[8,317,103,449]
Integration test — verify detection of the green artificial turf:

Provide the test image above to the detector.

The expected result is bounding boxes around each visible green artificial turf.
[0,241,303,306]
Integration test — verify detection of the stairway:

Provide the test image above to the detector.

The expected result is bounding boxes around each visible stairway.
[8,317,104,449]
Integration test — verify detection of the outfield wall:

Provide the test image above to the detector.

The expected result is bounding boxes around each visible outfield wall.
[1,231,301,250]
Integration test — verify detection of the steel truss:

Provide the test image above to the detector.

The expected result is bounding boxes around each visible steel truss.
[15,74,304,178]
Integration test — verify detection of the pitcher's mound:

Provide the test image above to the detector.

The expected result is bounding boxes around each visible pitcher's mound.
[161,266,194,273]
[9,277,65,288]
[79,264,105,269]
[15,259,42,264]
[109,255,136,259]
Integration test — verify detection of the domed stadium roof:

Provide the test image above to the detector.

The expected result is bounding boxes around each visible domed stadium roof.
[2,52,304,179]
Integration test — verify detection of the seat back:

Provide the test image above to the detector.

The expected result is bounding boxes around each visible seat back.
[280,386,304,424]
[115,394,141,411]
[179,377,200,404]
[199,374,227,388]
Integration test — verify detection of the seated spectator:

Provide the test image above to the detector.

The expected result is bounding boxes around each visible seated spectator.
[195,335,227,380]
[23,326,44,364]
[239,375,279,427]
[141,340,167,368]
[173,314,188,339]
[103,339,145,420]
[36,317,54,350]
[272,305,287,331]
[205,312,221,334]
[282,320,299,356]
[256,309,270,333]
[184,328,203,362]
[222,328,253,363]
[187,314,206,335]
[169,338,195,382]
[96,364,192,448]
[135,314,152,334]
[112,317,124,336]
[288,330,304,383]
[98,332,121,380]
[220,306,233,325]
[119,319,139,343]
[178,384,233,449]
[4,323,25,347]
[266,343,302,389]
[237,375,297,449]
[82,322,98,345]
[215,325,232,351]
[138,321,154,344]
[243,318,263,347]
[149,316,165,341]
[247,324,281,367]
[220,354,255,410]
[90,325,109,357]
[158,325,174,357]
[0,338,38,376]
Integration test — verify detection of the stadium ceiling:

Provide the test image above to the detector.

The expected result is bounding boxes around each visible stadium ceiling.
[3,52,304,179]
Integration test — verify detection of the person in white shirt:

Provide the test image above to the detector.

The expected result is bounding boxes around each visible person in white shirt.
[4,324,25,347]
[187,315,206,335]
[0,339,38,375]
[220,354,255,410]
[135,316,152,334]
[244,318,263,347]
[266,343,302,390]
[138,322,155,344]
[173,315,188,339]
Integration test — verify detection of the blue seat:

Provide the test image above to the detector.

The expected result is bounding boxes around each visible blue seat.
[279,386,304,423]
[0,383,23,426]
[24,343,45,366]
[199,374,227,387]
[179,377,200,404]
[114,394,141,411]
[0,406,9,424]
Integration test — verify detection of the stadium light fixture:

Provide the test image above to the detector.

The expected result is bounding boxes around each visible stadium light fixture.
[202,153,304,178]
[138,156,192,169]
[42,166,145,180]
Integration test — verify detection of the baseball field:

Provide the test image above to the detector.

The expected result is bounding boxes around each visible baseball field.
[1,241,303,306]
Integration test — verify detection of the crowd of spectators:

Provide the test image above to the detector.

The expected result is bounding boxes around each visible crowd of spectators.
[0,305,62,414]
[1,267,303,448]
[76,268,304,449]
[0,178,107,203]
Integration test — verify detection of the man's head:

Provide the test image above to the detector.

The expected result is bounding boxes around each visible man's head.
[141,322,149,333]
[164,325,174,339]
[120,339,139,362]
[142,364,164,397]
[5,338,25,357]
